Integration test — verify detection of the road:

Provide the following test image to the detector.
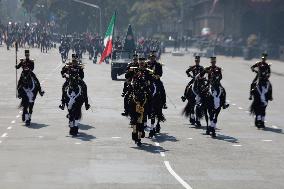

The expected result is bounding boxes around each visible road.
[0,47,283,189]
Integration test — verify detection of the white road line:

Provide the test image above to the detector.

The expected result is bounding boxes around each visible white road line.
[19,111,22,114]
[16,115,20,118]
[164,161,193,189]
[187,138,193,140]
[160,152,166,157]
[111,137,121,139]
[11,120,15,124]
[75,142,81,145]
[272,125,278,129]
[7,126,12,130]
[232,103,236,106]
[232,144,242,147]
[0,140,2,144]
[245,111,250,114]
[1,133,8,138]
[155,142,160,147]
[262,139,272,142]
[238,107,243,110]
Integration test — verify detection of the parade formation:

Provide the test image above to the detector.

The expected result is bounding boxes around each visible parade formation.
[1,1,283,188]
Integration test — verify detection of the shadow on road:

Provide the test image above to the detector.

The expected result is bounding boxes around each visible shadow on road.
[29,123,49,129]
[79,124,95,130]
[131,143,169,154]
[74,132,96,141]
[263,127,283,134]
[154,133,179,143]
[214,134,239,143]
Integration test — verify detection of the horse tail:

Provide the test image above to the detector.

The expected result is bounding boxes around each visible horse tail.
[250,101,256,116]
[182,101,192,118]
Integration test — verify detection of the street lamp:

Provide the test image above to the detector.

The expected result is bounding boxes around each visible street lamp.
[71,0,102,35]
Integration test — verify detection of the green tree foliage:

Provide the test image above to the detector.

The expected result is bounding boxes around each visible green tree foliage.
[20,0,184,35]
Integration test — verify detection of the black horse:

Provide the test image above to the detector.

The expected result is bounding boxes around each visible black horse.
[62,76,87,136]
[128,76,149,146]
[250,69,272,128]
[148,81,166,138]
[182,76,208,127]
[205,80,228,137]
[18,71,43,126]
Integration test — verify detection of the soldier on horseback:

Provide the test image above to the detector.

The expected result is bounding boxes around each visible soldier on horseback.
[249,53,272,100]
[16,50,45,96]
[181,56,204,102]
[147,51,167,109]
[202,57,229,109]
[121,53,139,116]
[59,54,90,110]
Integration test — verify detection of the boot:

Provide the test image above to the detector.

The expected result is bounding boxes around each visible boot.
[162,104,168,109]
[181,96,186,102]
[149,130,155,138]
[39,90,45,96]
[136,139,142,147]
[85,103,91,110]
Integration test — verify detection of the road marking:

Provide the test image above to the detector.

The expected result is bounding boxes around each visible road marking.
[155,142,160,147]
[111,137,121,139]
[187,138,193,140]
[238,107,243,110]
[1,133,8,138]
[11,120,15,124]
[38,136,44,139]
[7,126,12,130]
[164,161,193,189]
[232,103,236,106]
[262,139,272,142]
[272,125,278,129]
[160,152,166,157]
[245,111,250,114]
[232,144,242,147]
[75,142,81,145]
[0,140,2,144]
[16,115,20,118]
[19,111,22,114]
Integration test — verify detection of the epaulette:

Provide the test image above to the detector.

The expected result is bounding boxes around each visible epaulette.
[130,66,138,70]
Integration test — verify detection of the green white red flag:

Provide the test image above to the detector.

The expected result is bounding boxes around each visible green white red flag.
[99,12,116,64]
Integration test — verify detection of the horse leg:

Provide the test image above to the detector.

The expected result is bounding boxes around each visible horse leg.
[137,123,143,146]
[149,118,155,138]
[195,106,201,127]
[205,109,210,134]
[27,102,34,124]
[132,124,138,143]
[260,106,266,128]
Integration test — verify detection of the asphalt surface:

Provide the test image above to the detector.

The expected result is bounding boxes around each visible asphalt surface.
[0,46,283,189]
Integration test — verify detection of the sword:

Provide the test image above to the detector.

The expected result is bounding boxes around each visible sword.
[15,41,18,98]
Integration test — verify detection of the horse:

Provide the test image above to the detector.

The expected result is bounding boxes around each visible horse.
[205,78,228,138]
[128,75,149,146]
[62,76,87,136]
[250,69,272,128]
[182,76,208,127]
[18,71,42,126]
[148,80,166,138]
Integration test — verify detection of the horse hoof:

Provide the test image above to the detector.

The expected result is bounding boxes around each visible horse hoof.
[149,130,154,138]
[190,119,195,125]
[141,131,145,138]
[25,121,30,126]
[155,127,160,133]
[137,140,142,147]
[206,130,210,135]
[196,121,201,127]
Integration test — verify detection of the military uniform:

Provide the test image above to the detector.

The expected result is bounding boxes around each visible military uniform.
[121,54,139,116]
[181,56,204,101]
[16,50,44,96]
[249,53,272,100]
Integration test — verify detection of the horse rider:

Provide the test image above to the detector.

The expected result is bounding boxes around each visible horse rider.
[59,54,90,110]
[181,55,204,102]
[203,56,229,109]
[121,53,139,116]
[16,50,44,96]
[147,51,167,109]
[249,53,272,100]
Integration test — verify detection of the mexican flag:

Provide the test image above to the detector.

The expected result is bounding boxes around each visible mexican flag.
[99,12,116,64]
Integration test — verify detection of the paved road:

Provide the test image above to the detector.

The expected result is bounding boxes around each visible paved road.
[0,47,283,189]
